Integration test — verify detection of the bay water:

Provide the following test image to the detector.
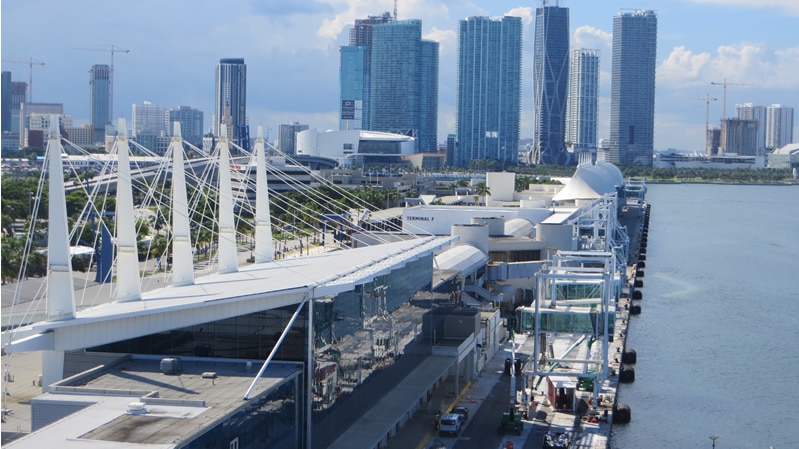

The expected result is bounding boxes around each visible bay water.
[610,183,799,449]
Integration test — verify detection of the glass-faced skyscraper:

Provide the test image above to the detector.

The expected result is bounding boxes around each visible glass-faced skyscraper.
[340,12,394,131]
[214,58,247,148]
[455,16,522,169]
[765,104,794,150]
[609,10,658,167]
[566,49,599,153]
[369,19,439,153]
[532,3,569,165]
[90,64,111,144]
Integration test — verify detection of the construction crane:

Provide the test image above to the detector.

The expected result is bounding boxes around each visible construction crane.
[74,45,130,119]
[710,78,751,122]
[695,94,718,154]
[2,57,45,102]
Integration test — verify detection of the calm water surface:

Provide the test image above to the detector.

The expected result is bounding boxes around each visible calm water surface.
[611,183,799,449]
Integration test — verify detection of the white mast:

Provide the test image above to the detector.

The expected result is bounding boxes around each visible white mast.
[253,126,274,263]
[170,122,194,286]
[216,126,238,273]
[114,118,142,302]
[45,116,76,321]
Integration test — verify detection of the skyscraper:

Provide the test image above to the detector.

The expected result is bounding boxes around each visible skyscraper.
[90,64,111,144]
[566,49,599,154]
[532,2,569,165]
[132,101,168,137]
[369,19,439,153]
[339,13,394,132]
[214,58,247,148]
[765,104,794,150]
[608,10,658,167]
[168,106,205,147]
[278,122,309,154]
[2,71,11,133]
[455,16,522,169]
[736,103,766,155]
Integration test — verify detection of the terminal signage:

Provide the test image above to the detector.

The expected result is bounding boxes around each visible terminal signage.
[341,100,355,120]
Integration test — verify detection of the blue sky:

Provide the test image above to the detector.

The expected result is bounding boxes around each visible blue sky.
[2,0,798,152]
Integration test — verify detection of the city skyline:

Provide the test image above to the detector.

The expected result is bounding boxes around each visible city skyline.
[2,0,798,153]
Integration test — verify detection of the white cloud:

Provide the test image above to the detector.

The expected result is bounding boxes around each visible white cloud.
[658,43,799,89]
[689,0,799,16]
[657,46,713,86]
[504,7,534,25]
[573,25,611,51]
[425,27,457,54]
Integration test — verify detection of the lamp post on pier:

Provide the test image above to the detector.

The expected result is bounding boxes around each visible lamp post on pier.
[709,435,719,449]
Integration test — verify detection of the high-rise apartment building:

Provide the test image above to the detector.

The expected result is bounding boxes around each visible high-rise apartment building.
[455,16,522,169]
[132,101,169,137]
[765,104,794,150]
[2,71,11,133]
[532,3,569,165]
[278,122,309,154]
[566,49,599,153]
[168,106,205,147]
[90,64,111,144]
[609,10,658,167]
[339,12,395,132]
[369,19,439,153]
[722,118,758,155]
[214,58,247,148]
[736,103,766,155]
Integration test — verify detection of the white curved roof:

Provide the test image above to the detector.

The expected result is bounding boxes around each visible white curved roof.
[434,244,488,275]
[552,161,624,202]
[504,218,534,237]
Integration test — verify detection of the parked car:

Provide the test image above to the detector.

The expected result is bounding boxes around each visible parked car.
[428,438,447,449]
[451,405,469,423]
[438,413,462,436]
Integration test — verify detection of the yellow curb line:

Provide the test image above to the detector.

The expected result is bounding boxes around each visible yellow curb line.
[414,380,475,449]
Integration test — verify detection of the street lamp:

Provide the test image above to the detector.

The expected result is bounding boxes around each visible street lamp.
[709,435,719,449]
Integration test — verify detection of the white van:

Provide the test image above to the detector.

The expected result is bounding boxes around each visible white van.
[438,413,462,436]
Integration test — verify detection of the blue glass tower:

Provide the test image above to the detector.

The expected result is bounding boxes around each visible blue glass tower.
[455,16,522,169]
[214,58,247,148]
[609,10,657,167]
[369,19,439,153]
[90,64,111,143]
[532,3,569,165]
[340,13,394,131]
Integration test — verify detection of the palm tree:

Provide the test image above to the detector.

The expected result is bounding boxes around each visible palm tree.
[473,182,491,206]
[515,175,533,192]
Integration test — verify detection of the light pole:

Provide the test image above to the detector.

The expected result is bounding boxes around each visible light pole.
[709,435,719,449]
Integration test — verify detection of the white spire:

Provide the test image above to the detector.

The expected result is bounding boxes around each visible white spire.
[45,116,76,321]
[216,125,238,273]
[170,122,194,286]
[253,126,274,263]
[114,119,143,302]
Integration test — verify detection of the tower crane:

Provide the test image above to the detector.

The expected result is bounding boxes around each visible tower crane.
[710,78,751,122]
[2,57,45,102]
[710,79,751,152]
[74,45,130,119]
[695,94,717,154]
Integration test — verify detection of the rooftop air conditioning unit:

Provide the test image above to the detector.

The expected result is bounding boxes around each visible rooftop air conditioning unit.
[160,357,183,375]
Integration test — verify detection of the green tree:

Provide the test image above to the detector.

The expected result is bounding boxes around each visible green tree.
[473,182,491,205]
